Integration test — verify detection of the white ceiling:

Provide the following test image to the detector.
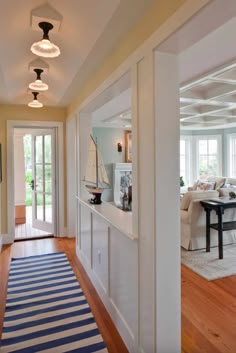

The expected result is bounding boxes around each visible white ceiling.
[92,88,131,129]
[0,0,154,107]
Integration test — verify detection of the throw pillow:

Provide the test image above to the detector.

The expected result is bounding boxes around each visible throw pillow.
[214,177,226,190]
[192,179,200,191]
[199,181,215,191]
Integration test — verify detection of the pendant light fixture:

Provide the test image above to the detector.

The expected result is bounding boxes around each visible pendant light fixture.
[30,21,61,58]
[29,68,48,91]
[28,91,43,108]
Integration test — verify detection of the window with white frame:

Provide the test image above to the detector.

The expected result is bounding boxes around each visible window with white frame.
[195,135,222,179]
[180,136,191,186]
[228,134,236,177]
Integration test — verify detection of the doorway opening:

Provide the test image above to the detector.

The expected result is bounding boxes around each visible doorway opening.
[14,128,55,240]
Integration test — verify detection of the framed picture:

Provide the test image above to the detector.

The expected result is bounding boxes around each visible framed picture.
[125,131,132,162]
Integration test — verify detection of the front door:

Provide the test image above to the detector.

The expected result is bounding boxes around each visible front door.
[31,129,55,233]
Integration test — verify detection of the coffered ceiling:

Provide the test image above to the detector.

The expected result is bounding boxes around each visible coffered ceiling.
[180,62,236,130]
[0,0,154,108]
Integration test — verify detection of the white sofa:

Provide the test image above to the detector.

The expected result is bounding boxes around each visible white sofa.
[181,187,236,250]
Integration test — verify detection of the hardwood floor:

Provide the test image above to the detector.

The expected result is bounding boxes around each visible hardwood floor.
[0,238,128,353]
[181,265,236,353]
[1,238,236,352]
[15,222,51,239]
[15,206,52,239]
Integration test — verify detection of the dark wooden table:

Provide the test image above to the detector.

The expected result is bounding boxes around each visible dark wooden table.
[200,198,236,259]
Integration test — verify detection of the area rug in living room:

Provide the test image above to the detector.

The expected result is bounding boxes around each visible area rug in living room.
[1,252,107,353]
[181,244,236,281]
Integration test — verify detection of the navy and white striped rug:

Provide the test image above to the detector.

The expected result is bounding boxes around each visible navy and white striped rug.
[1,252,108,353]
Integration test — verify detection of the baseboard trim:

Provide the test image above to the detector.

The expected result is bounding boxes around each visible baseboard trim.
[76,247,137,353]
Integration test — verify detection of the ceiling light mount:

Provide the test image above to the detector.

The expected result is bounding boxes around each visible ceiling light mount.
[35,68,43,80]
[39,21,53,40]
[28,91,43,108]
[30,21,61,58]
[29,58,49,74]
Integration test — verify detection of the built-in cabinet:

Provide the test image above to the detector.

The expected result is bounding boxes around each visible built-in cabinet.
[77,199,138,353]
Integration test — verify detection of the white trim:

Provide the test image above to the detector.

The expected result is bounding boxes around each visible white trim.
[7,120,65,242]
[180,135,192,185]
[227,133,236,177]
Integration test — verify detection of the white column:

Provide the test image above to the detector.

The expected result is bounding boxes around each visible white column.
[154,51,180,353]
[133,50,180,353]
[132,52,156,353]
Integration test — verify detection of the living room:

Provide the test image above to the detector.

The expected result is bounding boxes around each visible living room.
[179,59,236,274]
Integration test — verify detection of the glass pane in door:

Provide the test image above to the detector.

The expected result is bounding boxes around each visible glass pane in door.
[36,164,43,192]
[36,192,44,221]
[36,136,43,163]
[45,194,52,223]
[45,135,52,163]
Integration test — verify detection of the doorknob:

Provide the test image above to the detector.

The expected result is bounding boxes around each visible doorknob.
[29,179,35,190]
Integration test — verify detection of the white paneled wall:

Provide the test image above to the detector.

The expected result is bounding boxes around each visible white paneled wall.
[110,227,138,339]
[92,214,109,291]
[80,203,92,267]
[77,200,138,353]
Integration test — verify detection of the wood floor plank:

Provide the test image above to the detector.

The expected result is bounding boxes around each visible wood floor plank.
[182,265,236,353]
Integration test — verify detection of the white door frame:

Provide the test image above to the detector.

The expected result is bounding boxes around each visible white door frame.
[7,120,65,243]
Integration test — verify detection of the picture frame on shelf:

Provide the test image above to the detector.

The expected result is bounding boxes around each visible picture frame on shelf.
[125,131,132,162]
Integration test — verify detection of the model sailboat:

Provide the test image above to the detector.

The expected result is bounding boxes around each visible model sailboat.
[84,135,110,204]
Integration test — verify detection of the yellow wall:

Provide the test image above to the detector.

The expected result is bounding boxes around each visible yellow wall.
[0,104,66,234]
[68,0,186,115]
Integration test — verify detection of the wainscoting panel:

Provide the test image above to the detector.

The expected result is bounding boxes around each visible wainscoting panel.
[92,213,109,293]
[80,203,92,267]
[110,227,138,340]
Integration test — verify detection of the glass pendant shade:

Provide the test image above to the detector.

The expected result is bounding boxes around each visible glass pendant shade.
[29,79,48,91]
[28,92,43,108]
[29,69,48,91]
[30,22,61,58]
